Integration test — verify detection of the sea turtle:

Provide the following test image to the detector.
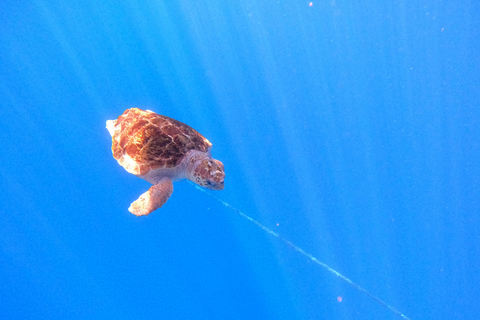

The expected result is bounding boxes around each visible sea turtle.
[106,108,225,216]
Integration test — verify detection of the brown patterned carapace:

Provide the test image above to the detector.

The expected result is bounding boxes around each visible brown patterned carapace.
[111,108,211,176]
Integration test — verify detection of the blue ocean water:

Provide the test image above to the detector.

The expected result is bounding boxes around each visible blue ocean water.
[1,1,479,319]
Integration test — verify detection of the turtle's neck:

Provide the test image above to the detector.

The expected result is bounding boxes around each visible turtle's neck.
[182,150,211,182]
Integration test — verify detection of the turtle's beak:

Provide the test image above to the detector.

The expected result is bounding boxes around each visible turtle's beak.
[207,160,225,190]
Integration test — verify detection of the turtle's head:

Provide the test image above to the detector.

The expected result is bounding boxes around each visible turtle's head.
[192,158,225,190]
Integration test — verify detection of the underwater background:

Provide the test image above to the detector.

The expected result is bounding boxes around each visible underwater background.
[1,1,479,319]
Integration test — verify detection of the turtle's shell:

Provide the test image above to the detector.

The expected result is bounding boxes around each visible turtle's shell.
[109,108,211,176]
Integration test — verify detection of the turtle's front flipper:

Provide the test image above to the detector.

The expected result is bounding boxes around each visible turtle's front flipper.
[128,178,173,216]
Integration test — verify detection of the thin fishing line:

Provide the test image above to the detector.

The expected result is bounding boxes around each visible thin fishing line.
[191,183,411,320]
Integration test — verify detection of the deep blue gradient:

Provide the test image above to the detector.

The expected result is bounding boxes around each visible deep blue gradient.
[1,1,479,319]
